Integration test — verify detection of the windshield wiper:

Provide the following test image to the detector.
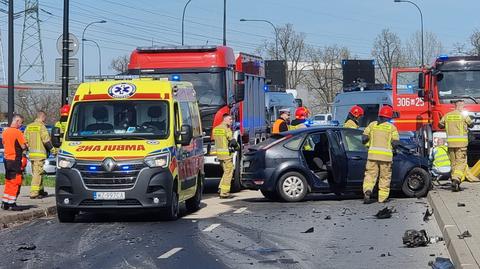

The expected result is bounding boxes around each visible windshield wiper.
[448,95,478,104]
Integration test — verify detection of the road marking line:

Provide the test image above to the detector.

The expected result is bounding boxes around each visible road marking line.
[203,223,221,232]
[157,247,183,259]
[234,207,247,214]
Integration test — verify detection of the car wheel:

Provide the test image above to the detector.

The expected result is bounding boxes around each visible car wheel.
[277,172,308,202]
[57,207,76,223]
[230,149,243,193]
[261,189,279,201]
[163,190,179,221]
[186,174,203,212]
[402,167,431,198]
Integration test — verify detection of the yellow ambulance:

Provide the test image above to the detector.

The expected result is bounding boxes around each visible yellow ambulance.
[52,78,204,222]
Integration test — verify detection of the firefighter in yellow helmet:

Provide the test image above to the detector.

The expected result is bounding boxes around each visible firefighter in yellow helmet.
[362,105,400,204]
[24,111,55,199]
[212,114,239,198]
[438,99,473,192]
[344,105,364,129]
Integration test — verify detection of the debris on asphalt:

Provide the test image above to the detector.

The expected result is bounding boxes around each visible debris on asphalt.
[428,257,454,269]
[369,247,374,250]
[302,227,314,233]
[429,236,444,244]
[423,209,433,222]
[17,243,36,251]
[324,215,331,220]
[375,207,396,219]
[457,230,472,239]
[402,229,429,248]
[457,202,466,207]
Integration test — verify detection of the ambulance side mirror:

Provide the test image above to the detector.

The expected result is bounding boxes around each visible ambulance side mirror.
[51,127,62,148]
[177,124,193,146]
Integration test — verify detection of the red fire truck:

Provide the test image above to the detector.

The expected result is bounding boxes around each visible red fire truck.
[128,46,267,191]
[392,55,480,165]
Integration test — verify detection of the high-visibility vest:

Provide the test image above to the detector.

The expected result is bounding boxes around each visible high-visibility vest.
[24,120,50,160]
[272,119,287,134]
[433,145,450,168]
[212,123,232,160]
[344,119,359,129]
[364,121,399,162]
[442,111,471,148]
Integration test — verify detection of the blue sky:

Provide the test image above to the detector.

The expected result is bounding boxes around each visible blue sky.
[0,0,478,82]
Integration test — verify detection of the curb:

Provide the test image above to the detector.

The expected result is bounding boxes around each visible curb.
[0,205,57,229]
[428,190,480,269]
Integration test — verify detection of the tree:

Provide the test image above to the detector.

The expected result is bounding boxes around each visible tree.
[371,29,405,83]
[304,45,350,112]
[260,23,308,89]
[110,55,130,74]
[405,31,444,66]
[15,90,61,124]
[470,29,480,56]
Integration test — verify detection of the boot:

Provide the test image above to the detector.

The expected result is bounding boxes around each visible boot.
[1,202,10,210]
[363,190,374,204]
[451,179,461,192]
[39,190,49,197]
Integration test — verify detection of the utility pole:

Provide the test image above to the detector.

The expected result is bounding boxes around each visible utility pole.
[61,0,69,105]
[222,0,226,46]
[8,0,14,123]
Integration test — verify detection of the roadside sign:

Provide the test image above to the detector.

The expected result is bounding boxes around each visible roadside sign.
[56,33,79,56]
[55,58,79,83]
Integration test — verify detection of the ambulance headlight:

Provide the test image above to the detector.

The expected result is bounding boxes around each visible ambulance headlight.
[57,155,75,169]
[144,153,170,168]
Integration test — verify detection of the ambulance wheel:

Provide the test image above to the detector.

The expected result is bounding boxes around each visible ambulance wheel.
[230,151,243,193]
[57,207,76,223]
[186,174,203,212]
[402,168,431,198]
[162,190,179,221]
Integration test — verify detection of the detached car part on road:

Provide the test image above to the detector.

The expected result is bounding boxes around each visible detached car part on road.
[242,127,431,202]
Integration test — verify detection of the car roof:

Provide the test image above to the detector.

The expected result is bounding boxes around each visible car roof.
[279,126,349,136]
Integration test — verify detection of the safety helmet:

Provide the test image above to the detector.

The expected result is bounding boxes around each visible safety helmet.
[60,104,70,116]
[295,107,309,120]
[349,105,364,118]
[378,105,393,119]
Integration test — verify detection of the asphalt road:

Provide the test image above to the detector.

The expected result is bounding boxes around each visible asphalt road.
[0,183,449,269]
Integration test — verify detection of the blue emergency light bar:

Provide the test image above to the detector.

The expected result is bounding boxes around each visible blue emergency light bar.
[171,75,181,81]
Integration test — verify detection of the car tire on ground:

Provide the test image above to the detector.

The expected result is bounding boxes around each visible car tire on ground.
[402,167,431,198]
[260,189,279,201]
[276,171,308,202]
[57,207,76,223]
[186,174,203,212]
[162,189,179,221]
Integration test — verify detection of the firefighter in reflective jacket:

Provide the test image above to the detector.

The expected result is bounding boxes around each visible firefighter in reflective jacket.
[291,107,309,129]
[54,104,70,144]
[272,109,290,134]
[438,99,473,191]
[212,114,239,198]
[344,105,364,129]
[362,105,400,204]
[24,111,55,199]
[431,137,451,180]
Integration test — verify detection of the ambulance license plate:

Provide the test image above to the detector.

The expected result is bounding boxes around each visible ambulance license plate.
[93,192,125,200]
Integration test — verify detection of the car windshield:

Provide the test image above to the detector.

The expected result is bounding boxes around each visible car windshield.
[67,100,169,140]
[437,71,480,103]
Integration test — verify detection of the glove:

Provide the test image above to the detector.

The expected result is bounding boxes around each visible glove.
[21,156,28,170]
[228,139,240,151]
[50,147,59,156]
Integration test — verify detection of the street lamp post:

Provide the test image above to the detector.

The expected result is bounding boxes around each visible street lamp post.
[240,19,278,60]
[394,0,424,66]
[181,0,192,45]
[83,39,102,77]
[82,20,106,82]
[7,0,14,122]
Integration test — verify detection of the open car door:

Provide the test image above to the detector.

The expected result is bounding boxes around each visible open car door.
[326,130,347,193]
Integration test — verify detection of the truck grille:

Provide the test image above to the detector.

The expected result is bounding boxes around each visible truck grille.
[75,161,146,190]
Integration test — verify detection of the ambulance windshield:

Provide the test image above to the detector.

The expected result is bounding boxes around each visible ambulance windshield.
[437,71,480,103]
[67,100,169,140]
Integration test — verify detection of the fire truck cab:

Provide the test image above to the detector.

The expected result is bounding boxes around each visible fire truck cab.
[392,56,480,164]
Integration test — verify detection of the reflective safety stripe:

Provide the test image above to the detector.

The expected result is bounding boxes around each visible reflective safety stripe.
[30,185,41,191]
[368,146,393,157]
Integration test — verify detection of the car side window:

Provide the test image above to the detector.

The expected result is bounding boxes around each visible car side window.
[342,129,366,152]
[302,133,322,151]
[284,134,304,150]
